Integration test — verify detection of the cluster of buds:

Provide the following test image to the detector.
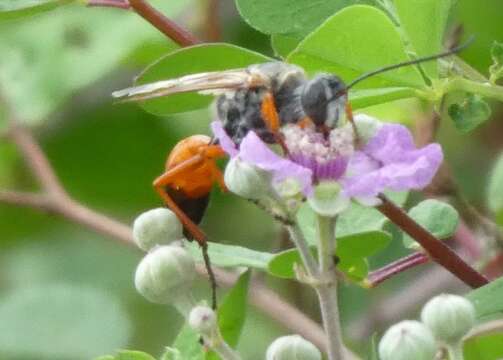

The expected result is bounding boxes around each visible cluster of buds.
[378,294,476,360]
[132,208,197,314]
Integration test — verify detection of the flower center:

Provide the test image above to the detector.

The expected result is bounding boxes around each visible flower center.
[280,124,354,182]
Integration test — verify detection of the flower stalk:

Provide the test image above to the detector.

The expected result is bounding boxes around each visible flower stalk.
[446,342,464,360]
[315,215,344,360]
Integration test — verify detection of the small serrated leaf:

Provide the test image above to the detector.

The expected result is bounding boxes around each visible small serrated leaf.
[487,152,503,225]
[448,94,491,133]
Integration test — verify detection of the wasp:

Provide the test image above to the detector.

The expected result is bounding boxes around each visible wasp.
[112,42,469,308]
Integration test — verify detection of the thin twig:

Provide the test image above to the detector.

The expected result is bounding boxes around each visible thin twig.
[127,0,200,46]
[8,123,66,197]
[377,195,488,288]
[366,252,430,287]
[87,0,130,9]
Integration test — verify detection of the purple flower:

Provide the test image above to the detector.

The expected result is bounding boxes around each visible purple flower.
[342,124,443,198]
[211,116,443,205]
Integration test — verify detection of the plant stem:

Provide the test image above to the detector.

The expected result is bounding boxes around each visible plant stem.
[446,77,503,102]
[315,215,344,360]
[366,252,430,287]
[446,342,464,360]
[87,0,130,9]
[210,339,242,360]
[127,0,201,46]
[377,195,488,288]
[286,223,319,277]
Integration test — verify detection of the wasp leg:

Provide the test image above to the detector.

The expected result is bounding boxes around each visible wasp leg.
[261,92,290,155]
[153,164,208,246]
[345,102,361,145]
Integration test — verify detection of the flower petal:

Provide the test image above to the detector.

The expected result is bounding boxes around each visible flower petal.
[342,124,443,198]
[239,131,313,195]
[211,121,238,157]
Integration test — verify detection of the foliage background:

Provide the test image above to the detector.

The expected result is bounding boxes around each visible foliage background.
[0,0,502,359]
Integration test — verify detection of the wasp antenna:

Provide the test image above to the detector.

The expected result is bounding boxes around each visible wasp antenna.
[346,35,475,90]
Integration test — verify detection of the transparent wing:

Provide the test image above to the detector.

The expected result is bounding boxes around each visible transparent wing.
[112,69,269,102]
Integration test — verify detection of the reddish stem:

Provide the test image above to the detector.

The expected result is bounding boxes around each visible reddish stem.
[128,0,200,46]
[87,0,130,9]
[377,195,488,288]
[367,252,429,287]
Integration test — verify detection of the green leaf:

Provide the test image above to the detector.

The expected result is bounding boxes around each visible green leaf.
[161,348,182,360]
[206,271,251,360]
[394,0,454,79]
[466,276,503,319]
[403,199,459,250]
[298,201,395,242]
[271,33,303,58]
[489,41,503,83]
[464,334,503,360]
[267,248,304,278]
[186,241,273,270]
[337,231,392,260]
[369,333,380,360]
[336,204,388,237]
[349,87,418,110]
[487,152,503,225]
[288,5,425,89]
[135,44,271,116]
[267,230,389,279]
[0,0,72,20]
[0,284,131,359]
[0,1,181,124]
[94,357,115,360]
[235,0,358,36]
[171,325,205,360]
[448,94,492,132]
[338,257,369,282]
[115,350,157,360]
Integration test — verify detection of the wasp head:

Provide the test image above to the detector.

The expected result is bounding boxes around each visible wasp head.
[300,74,347,129]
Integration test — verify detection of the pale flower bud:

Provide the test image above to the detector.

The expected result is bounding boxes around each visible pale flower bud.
[134,245,195,304]
[133,208,184,251]
[224,157,272,199]
[188,305,217,336]
[266,335,321,360]
[307,181,350,217]
[378,320,437,360]
[421,294,476,343]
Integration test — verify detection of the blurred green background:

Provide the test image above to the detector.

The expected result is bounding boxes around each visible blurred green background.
[0,0,502,359]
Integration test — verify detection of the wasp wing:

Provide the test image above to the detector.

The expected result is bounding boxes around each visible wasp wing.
[112,69,269,102]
